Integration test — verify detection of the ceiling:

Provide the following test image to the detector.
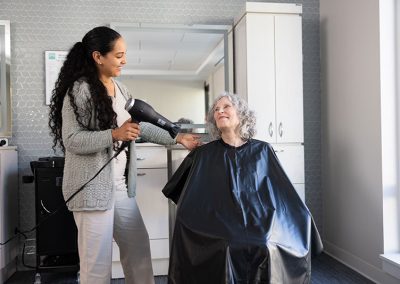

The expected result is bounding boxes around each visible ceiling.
[111,23,230,80]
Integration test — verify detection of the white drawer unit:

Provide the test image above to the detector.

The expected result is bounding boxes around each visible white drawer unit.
[136,145,168,169]
[272,144,305,202]
[136,168,169,238]
[272,144,304,184]
[112,144,169,278]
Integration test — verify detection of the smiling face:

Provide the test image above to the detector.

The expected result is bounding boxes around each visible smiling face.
[96,37,127,78]
[213,96,240,134]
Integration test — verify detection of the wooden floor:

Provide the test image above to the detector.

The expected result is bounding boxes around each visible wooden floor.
[5,253,375,284]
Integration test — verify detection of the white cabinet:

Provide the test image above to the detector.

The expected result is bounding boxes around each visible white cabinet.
[112,144,169,278]
[0,147,18,283]
[273,144,305,201]
[234,3,305,202]
[234,3,303,144]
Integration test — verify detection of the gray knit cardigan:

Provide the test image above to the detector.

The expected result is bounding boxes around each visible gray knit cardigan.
[61,79,177,211]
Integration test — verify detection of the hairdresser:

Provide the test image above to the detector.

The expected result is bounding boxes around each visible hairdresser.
[48,26,200,284]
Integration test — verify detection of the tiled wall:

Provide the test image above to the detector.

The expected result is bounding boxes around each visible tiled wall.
[0,0,321,261]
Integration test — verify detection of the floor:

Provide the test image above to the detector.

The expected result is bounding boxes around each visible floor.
[5,253,375,284]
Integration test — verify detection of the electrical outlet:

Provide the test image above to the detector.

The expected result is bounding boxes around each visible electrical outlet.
[0,138,9,147]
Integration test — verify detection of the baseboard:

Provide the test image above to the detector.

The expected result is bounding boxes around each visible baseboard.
[111,261,124,279]
[324,240,400,284]
[152,258,168,276]
[111,258,168,279]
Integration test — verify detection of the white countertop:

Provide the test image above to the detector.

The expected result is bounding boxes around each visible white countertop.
[0,146,17,150]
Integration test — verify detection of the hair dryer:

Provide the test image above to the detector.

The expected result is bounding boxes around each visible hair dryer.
[124,98,180,139]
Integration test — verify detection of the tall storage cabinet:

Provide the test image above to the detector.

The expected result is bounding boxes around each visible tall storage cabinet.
[234,3,305,201]
[0,147,18,283]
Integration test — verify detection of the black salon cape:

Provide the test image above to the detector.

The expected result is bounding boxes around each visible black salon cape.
[162,139,323,284]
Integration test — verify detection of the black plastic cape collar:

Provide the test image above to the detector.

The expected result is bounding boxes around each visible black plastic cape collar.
[163,139,323,284]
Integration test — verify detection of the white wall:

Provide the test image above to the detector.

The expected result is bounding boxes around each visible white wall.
[121,78,206,124]
[321,0,398,283]
[206,63,226,103]
[212,64,226,100]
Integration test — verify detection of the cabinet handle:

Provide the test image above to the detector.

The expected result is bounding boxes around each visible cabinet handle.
[137,172,146,176]
[137,157,145,161]
[278,122,283,137]
[268,122,273,137]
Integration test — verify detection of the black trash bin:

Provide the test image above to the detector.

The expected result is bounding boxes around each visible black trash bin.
[29,157,79,280]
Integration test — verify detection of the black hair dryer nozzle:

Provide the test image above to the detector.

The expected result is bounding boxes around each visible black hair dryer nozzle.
[124,98,180,139]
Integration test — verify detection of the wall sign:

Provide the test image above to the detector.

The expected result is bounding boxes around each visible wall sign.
[45,51,67,105]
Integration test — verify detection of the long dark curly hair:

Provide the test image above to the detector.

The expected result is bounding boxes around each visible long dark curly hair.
[49,26,121,152]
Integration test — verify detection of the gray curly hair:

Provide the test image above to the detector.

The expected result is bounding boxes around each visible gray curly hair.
[206,92,256,140]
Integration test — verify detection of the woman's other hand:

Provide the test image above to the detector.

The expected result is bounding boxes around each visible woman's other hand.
[176,133,201,151]
[112,118,141,142]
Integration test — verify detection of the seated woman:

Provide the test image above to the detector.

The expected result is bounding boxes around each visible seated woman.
[163,92,323,284]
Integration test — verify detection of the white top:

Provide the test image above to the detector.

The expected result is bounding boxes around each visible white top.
[0,146,17,151]
[244,2,301,14]
[235,2,302,25]
[112,81,131,192]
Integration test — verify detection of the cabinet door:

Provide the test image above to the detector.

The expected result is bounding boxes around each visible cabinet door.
[272,144,304,184]
[234,15,248,101]
[245,14,276,143]
[275,15,304,143]
[273,145,305,202]
[135,168,169,239]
